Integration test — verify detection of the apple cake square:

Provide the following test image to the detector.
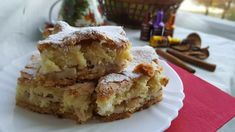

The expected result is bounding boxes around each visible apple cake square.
[95,46,169,121]
[37,21,132,81]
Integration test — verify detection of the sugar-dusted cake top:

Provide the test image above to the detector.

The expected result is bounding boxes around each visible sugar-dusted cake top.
[20,52,40,80]
[100,46,160,84]
[125,46,159,72]
[38,21,129,50]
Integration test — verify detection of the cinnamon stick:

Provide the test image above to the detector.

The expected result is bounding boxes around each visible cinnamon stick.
[156,49,196,73]
[167,49,216,72]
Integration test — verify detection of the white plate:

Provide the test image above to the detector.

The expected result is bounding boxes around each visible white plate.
[0,52,184,132]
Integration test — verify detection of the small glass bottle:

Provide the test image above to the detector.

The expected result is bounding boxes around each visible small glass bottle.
[164,13,176,37]
[149,36,181,48]
[140,12,152,41]
[152,11,164,36]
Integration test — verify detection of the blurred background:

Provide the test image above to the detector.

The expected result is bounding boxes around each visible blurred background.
[177,0,235,41]
[181,0,235,21]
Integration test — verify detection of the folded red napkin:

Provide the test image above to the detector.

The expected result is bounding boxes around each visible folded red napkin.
[166,63,235,132]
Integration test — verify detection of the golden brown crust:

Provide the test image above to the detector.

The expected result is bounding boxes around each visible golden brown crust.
[134,63,155,77]
[160,77,169,87]
[16,100,86,123]
[97,112,132,122]
[97,95,163,122]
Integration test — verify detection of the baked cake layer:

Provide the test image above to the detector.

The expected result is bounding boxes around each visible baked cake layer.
[16,55,96,123]
[95,46,168,120]
[16,80,95,123]
[37,21,132,81]
[97,94,163,122]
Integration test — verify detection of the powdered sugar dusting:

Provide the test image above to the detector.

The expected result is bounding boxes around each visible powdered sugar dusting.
[101,73,130,84]
[21,53,40,78]
[101,46,159,83]
[123,46,159,78]
[129,46,159,66]
[38,21,128,45]
[25,53,40,68]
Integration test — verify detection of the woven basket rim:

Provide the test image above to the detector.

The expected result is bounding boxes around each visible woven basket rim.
[112,0,183,5]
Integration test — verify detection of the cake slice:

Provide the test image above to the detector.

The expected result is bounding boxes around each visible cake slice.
[37,21,132,82]
[16,53,96,123]
[95,46,169,121]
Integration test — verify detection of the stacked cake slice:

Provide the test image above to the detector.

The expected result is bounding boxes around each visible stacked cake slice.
[16,21,168,123]
[96,47,168,121]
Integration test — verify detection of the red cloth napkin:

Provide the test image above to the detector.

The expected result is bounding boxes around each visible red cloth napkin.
[166,63,235,132]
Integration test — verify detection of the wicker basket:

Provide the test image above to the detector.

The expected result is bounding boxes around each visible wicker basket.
[101,0,183,28]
